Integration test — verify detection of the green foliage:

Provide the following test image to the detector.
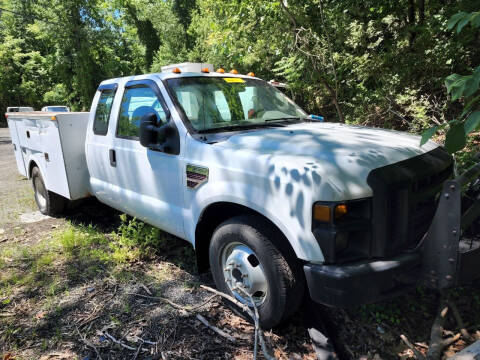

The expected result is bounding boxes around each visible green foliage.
[0,0,479,159]
[421,8,480,153]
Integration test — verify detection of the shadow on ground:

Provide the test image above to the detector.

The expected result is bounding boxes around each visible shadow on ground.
[0,200,317,360]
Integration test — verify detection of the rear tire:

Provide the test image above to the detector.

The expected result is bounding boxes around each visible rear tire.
[32,166,66,216]
[209,215,304,329]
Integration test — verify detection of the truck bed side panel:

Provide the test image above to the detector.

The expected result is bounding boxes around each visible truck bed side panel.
[6,118,27,177]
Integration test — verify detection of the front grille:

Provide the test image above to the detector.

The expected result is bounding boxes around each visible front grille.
[367,147,454,257]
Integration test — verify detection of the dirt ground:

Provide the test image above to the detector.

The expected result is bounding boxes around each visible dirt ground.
[0,127,479,360]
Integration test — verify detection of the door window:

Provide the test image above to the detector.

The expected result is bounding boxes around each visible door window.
[93,89,116,135]
[117,86,167,139]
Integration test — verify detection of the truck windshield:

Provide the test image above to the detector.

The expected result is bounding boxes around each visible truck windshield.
[166,77,307,132]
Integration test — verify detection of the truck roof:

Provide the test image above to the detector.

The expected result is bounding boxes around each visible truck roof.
[98,71,260,88]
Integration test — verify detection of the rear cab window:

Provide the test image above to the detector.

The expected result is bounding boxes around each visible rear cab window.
[93,88,116,135]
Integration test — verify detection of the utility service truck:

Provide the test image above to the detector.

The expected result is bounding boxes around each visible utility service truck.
[6,63,480,328]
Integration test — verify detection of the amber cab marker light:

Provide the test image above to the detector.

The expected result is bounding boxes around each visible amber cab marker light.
[201,67,210,73]
[230,69,239,74]
[335,204,348,220]
[172,67,182,74]
[313,204,331,223]
[247,72,255,77]
[216,68,225,73]
[51,116,56,121]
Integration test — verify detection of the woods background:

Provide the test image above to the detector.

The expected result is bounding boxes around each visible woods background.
[0,0,478,147]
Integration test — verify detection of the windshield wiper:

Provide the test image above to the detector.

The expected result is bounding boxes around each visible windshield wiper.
[198,122,287,134]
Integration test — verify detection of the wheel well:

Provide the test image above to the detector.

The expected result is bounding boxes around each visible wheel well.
[194,202,298,273]
[28,160,38,179]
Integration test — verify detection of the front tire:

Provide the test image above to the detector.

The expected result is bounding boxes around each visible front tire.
[209,215,304,329]
[32,166,66,216]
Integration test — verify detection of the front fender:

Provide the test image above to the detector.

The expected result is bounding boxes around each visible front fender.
[184,179,325,263]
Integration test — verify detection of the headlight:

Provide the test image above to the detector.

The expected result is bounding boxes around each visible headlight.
[312,199,372,263]
[313,203,348,224]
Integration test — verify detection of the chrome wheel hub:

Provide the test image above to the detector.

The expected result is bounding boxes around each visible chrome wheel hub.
[222,242,268,306]
[34,176,47,209]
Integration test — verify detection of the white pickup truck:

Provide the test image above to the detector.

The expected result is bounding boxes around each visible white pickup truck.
[6,63,480,328]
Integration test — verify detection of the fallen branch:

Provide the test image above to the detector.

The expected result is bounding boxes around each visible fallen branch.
[426,305,449,360]
[0,312,15,317]
[196,314,236,343]
[104,331,142,351]
[199,285,254,318]
[132,339,143,360]
[75,326,103,360]
[400,334,426,360]
[201,285,277,359]
[443,333,461,347]
[235,287,275,360]
[448,300,474,342]
[128,292,217,312]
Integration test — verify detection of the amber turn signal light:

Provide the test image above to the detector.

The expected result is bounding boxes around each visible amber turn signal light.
[335,204,348,220]
[247,72,255,77]
[230,69,239,74]
[216,68,225,73]
[172,67,181,73]
[313,204,331,223]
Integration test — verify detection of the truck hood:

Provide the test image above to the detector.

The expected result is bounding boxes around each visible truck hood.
[213,122,440,200]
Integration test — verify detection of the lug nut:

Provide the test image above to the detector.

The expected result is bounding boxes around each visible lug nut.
[444,193,450,199]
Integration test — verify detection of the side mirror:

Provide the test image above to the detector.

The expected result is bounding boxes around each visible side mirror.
[139,113,180,155]
[139,112,158,148]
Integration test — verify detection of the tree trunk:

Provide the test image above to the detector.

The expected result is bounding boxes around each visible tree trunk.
[418,0,425,24]
[408,0,417,44]
[318,75,345,123]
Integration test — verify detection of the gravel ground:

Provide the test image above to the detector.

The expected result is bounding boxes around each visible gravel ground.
[0,128,39,227]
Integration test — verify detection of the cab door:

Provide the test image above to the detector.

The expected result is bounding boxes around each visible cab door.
[110,80,184,238]
[86,83,119,206]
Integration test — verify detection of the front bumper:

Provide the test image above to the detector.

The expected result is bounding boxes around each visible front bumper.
[305,155,480,307]
[304,253,421,307]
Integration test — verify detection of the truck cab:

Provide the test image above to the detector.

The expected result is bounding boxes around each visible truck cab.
[8,63,480,329]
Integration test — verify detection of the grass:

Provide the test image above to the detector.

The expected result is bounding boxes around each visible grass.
[0,215,189,304]
[0,214,201,358]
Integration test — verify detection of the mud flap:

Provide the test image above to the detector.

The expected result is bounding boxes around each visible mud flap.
[421,159,480,289]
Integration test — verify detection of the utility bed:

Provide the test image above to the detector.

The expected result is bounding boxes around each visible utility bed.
[6,111,91,200]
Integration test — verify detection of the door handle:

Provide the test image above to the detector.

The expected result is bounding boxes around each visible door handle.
[109,149,116,167]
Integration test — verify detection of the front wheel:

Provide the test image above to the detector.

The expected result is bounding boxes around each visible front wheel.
[32,166,66,216]
[209,215,304,329]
